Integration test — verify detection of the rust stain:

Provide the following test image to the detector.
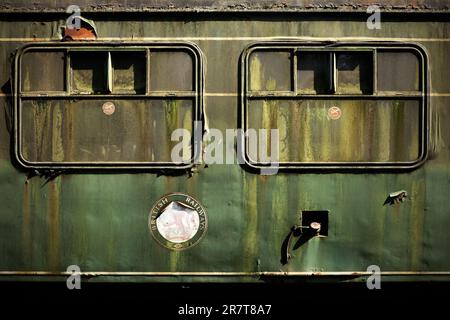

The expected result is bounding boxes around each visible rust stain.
[243,174,258,271]
[64,27,97,41]
[430,104,443,160]
[409,180,425,269]
[22,181,31,265]
[47,178,61,271]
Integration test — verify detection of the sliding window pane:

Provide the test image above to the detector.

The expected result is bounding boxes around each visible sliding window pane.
[377,51,420,92]
[249,50,292,91]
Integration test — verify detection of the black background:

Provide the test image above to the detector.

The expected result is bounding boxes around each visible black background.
[2,281,449,317]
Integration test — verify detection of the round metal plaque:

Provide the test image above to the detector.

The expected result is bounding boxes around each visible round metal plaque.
[102,102,116,115]
[149,193,208,250]
[328,106,342,120]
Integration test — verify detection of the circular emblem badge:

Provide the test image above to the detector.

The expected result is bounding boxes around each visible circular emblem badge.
[328,106,342,120]
[148,193,208,250]
[102,102,116,115]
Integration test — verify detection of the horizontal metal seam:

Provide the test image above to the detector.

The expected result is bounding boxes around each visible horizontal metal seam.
[1,271,450,277]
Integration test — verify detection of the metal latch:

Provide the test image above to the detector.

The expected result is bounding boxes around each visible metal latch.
[281,210,329,265]
[281,222,322,265]
[384,190,408,205]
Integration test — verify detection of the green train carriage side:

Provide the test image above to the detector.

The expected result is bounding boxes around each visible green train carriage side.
[0,0,449,284]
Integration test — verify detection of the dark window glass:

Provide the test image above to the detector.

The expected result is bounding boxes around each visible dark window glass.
[297,52,332,94]
[112,51,146,94]
[336,52,373,94]
[71,51,108,94]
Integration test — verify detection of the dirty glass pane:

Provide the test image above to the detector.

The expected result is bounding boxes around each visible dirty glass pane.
[377,51,420,92]
[150,50,193,91]
[21,50,65,92]
[247,99,420,163]
[112,51,146,94]
[71,51,108,93]
[297,52,331,94]
[21,99,193,163]
[249,50,292,91]
[336,52,373,94]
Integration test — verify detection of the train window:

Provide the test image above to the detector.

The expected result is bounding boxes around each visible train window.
[21,50,66,92]
[242,43,428,170]
[15,43,203,170]
[71,51,109,94]
[297,52,332,94]
[70,51,148,94]
[150,50,194,91]
[249,50,292,92]
[336,52,373,94]
[111,51,146,94]
[377,51,420,92]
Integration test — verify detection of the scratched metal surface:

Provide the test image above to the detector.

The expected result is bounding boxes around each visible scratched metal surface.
[0,8,449,282]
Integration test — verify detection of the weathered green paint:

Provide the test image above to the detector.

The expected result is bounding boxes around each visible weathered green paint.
[0,9,449,283]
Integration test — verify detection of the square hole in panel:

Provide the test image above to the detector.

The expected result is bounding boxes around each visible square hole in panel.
[21,50,66,92]
[112,51,146,94]
[297,52,332,94]
[150,50,194,91]
[71,51,108,94]
[301,211,329,237]
[377,51,420,92]
[336,52,373,95]
[249,50,292,92]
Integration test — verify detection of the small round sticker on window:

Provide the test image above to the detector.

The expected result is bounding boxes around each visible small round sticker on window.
[328,106,342,120]
[102,102,115,115]
[149,193,208,251]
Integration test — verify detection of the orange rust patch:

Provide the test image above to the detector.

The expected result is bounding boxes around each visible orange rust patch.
[64,27,96,41]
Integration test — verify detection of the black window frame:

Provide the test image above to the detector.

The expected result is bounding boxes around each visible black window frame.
[240,41,429,171]
[14,42,204,170]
